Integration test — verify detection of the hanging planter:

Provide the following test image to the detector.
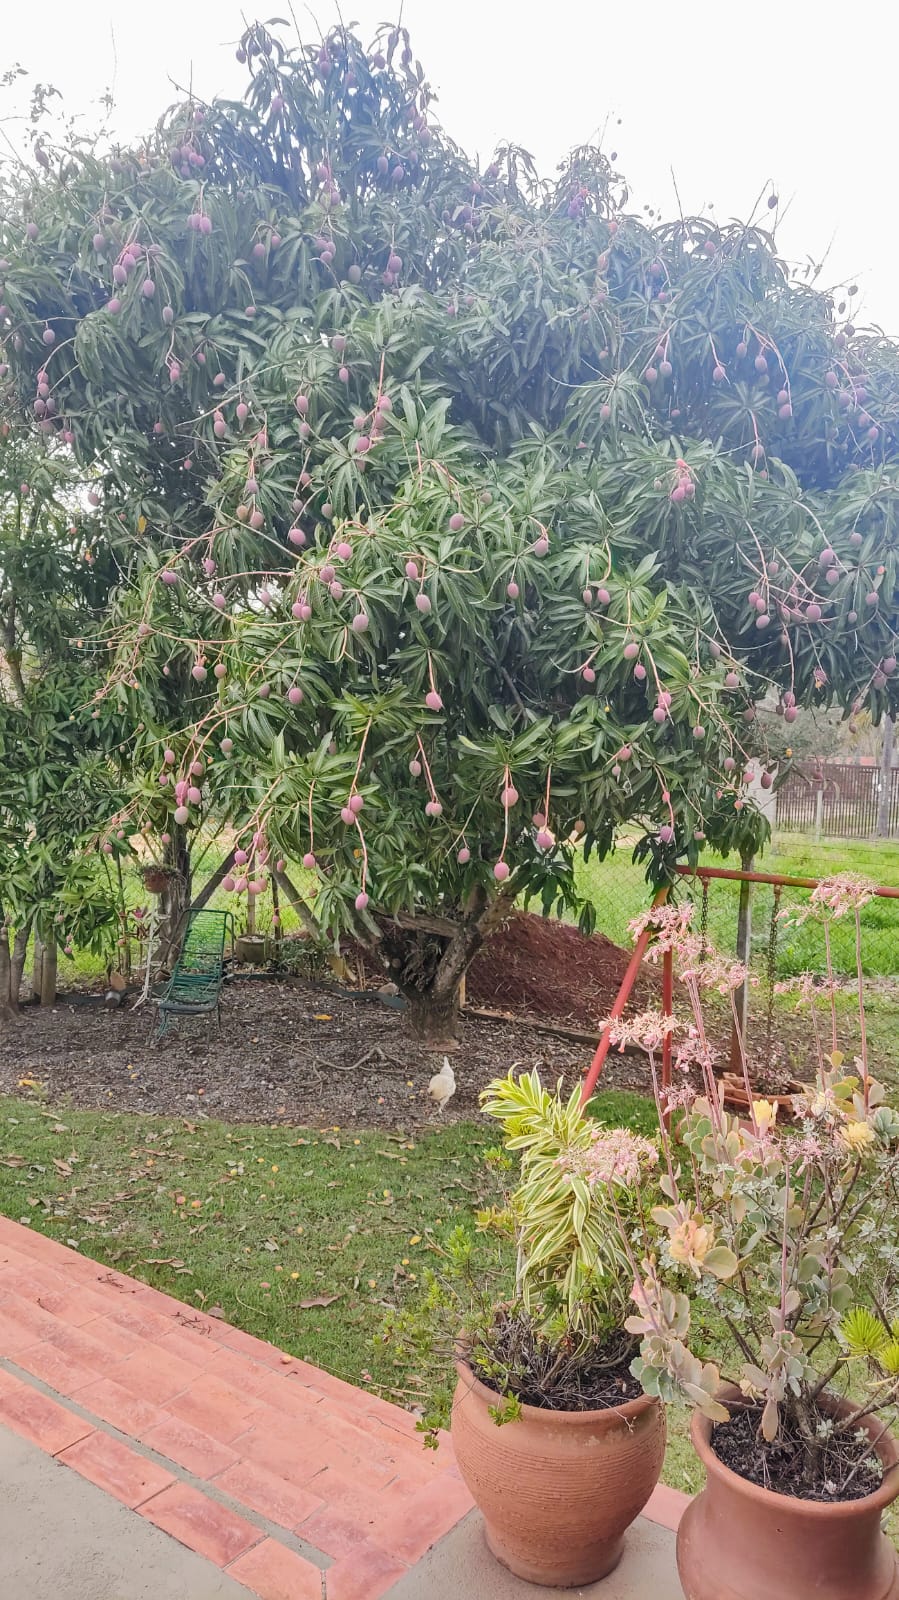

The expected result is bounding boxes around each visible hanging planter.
[141,864,176,896]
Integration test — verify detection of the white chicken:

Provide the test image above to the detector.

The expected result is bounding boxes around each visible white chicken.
[428,1057,457,1113]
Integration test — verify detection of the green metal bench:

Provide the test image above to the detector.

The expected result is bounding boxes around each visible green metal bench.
[154,909,234,1040]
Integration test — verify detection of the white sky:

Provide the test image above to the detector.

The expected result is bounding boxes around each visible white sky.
[4,0,898,334]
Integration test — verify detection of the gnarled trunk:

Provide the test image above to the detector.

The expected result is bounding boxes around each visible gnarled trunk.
[363,886,516,1046]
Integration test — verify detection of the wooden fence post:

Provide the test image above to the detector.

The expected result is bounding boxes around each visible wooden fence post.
[730,853,754,1073]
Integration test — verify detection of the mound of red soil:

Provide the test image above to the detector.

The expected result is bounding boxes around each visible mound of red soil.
[467,911,657,1032]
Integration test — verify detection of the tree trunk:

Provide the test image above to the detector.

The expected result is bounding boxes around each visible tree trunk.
[404,985,462,1046]
[730,852,754,1074]
[38,938,57,1006]
[877,716,894,838]
[158,824,192,970]
[271,874,282,954]
[0,933,12,1022]
[273,868,351,981]
[0,927,29,1020]
[31,935,45,1002]
[383,887,516,1047]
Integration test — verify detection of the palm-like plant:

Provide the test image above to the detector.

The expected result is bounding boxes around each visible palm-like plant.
[481,1070,637,1332]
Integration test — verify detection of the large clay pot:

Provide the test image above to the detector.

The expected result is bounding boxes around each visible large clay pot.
[450,1358,666,1587]
[677,1387,899,1600]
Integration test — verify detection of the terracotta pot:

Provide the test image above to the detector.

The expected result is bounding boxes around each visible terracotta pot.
[677,1386,899,1600]
[450,1358,665,1587]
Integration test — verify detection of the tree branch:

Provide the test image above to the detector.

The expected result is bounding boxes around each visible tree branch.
[191,848,237,912]
[432,885,516,1000]
[273,868,352,981]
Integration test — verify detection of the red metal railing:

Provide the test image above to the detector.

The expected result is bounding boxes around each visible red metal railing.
[580,887,668,1105]
[580,863,899,1109]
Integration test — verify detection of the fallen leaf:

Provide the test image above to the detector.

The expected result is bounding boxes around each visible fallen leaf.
[313,1013,332,1021]
[297,1293,342,1309]
[207,1305,227,1319]
[262,1237,280,1252]
[1,1155,25,1168]
[52,1159,73,1177]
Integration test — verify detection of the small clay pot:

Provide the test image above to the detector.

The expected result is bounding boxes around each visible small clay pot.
[450,1358,665,1588]
[677,1386,899,1600]
[234,933,269,964]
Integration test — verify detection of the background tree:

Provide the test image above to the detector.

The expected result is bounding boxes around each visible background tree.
[0,20,897,1039]
[0,422,131,1016]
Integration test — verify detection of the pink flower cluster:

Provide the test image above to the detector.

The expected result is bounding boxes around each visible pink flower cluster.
[780,873,876,927]
[672,1030,720,1078]
[598,1009,680,1053]
[629,902,696,958]
[679,945,753,995]
[564,1126,659,1188]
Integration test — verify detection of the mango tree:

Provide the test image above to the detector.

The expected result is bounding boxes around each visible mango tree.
[1,20,897,1040]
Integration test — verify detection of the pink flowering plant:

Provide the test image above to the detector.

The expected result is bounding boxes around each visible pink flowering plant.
[611,884,899,1496]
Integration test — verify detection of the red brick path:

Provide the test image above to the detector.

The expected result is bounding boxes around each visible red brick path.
[0,1216,474,1599]
[0,1216,688,1597]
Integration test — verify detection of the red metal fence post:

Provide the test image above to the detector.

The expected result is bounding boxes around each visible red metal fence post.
[580,887,668,1108]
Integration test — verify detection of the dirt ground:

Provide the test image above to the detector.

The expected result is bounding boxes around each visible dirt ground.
[4,908,862,1128]
[0,972,653,1128]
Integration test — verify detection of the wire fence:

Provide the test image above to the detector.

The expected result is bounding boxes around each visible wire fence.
[580,841,899,1092]
[578,840,899,981]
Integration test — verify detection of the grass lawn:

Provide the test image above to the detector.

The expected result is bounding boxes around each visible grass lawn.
[576,832,899,978]
[0,1085,702,1490]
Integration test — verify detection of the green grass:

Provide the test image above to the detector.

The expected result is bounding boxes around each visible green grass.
[0,1087,654,1401]
[0,1084,707,1497]
[0,1087,706,1484]
[576,832,899,978]
[4,1087,897,1528]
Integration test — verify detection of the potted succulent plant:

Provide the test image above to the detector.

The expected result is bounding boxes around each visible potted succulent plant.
[604,882,899,1600]
[385,1070,666,1587]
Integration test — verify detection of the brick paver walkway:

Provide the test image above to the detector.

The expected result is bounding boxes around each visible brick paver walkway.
[0,1215,689,1598]
[0,1216,474,1599]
